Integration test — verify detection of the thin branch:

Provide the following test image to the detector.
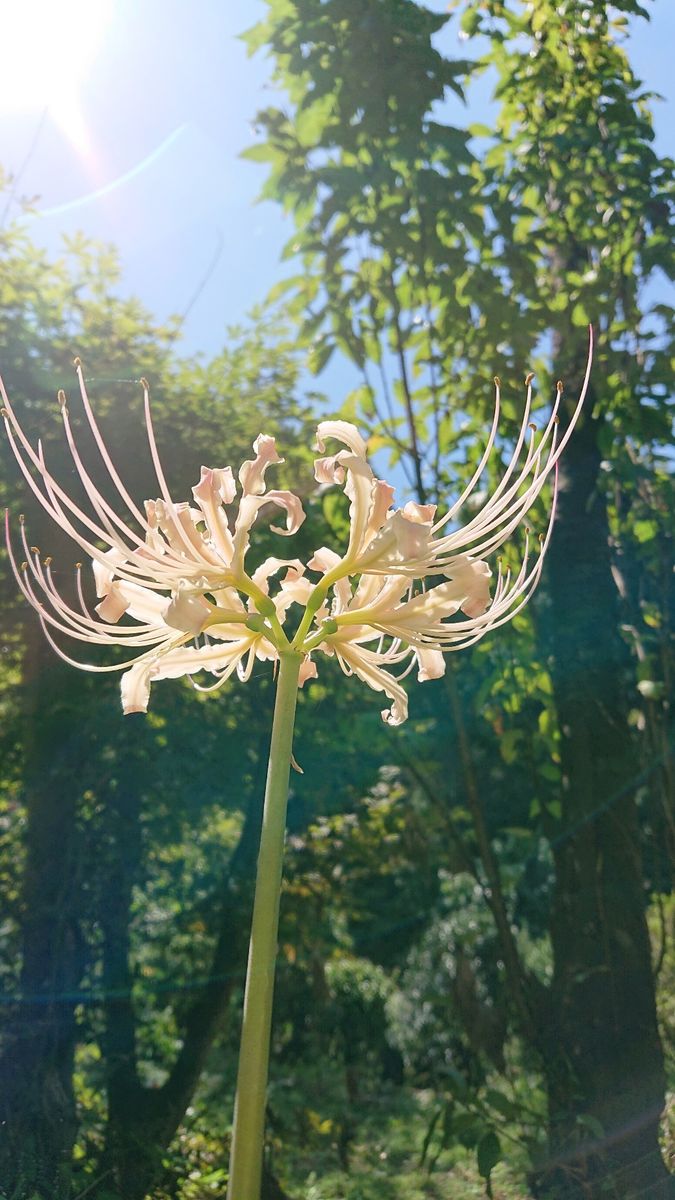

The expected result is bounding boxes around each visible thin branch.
[388,268,427,503]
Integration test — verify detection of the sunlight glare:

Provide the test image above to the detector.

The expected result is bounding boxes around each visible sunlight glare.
[0,0,112,148]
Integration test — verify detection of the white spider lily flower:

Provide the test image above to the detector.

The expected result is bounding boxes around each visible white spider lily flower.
[292,335,592,724]
[1,365,306,713]
[310,369,571,581]
[2,332,591,722]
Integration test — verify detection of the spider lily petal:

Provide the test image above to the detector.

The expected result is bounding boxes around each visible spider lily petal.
[121,634,259,714]
[331,636,409,726]
[239,434,283,496]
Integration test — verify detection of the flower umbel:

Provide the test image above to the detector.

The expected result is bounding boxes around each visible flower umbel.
[2,336,591,721]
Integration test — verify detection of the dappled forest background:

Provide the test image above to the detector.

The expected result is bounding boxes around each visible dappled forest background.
[0,2,673,1199]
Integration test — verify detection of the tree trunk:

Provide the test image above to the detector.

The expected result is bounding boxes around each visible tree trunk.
[95,732,268,1200]
[0,649,85,1200]
[535,350,672,1199]
[97,889,250,1200]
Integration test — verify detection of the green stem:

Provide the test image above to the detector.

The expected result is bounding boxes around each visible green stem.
[227,651,302,1200]
[291,587,328,650]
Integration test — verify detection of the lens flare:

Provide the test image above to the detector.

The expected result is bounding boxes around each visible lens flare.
[0,0,112,149]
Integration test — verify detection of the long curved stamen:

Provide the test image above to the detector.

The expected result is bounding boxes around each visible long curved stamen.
[432,375,505,534]
[3,416,180,591]
[141,378,213,565]
[19,563,167,646]
[35,610,189,671]
[74,359,155,530]
[75,563,93,618]
[190,653,249,693]
[433,413,550,557]
[2,379,177,572]
[465,421,559,561]
[59,392,175,562]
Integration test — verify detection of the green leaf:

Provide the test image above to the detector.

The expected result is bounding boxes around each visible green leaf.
[240,142,277,164]
[571,302,591,326]
[499,729,522,764]
[308,337,335,374]
[477,1130,502,1182]
[485,1088,518,1120]
[633,519,658,543]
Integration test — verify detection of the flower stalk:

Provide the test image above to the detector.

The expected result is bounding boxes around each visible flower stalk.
[227,650,302,1200]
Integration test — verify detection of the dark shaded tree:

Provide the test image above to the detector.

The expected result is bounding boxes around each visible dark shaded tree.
[243,1,674,1195]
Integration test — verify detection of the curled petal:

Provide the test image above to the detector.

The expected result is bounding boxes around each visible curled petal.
[121,661,156,714]
[277,575,314,610]
[334,640,409,726]
[314,453,347,486]
[190,472,235,565]
[192,465,236,505]
[314,451,375,565]
[122,636,259,712]
[387,507,436,559]
[444,555,492,618]
[252,561,314,622]
[163,582,212,636]
[299,657,318,687]
[313,423,388,572]
[387,575,477,629]
[415,646,446,682]
[384,695,407,727]
[266,491,306,537]
[231,491,305,573]
[313,427,376,565]
[402,500,437,525]
[355,504,437,573]
[365,479,395,543]
[315,419,368,458]
[239,434,283,496]
[93,547,126,598]
[252,557,305,592]
[115,581,172,625]
[308,546,341,573]
[343,456,376,562]
[95,583,130,623]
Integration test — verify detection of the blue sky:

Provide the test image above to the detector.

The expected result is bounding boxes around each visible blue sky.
[1,1,673,370]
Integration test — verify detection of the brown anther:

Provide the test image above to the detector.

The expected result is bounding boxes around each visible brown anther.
[140,377,149,390]
[556,380,564,393]
[73,356,82,369]
[553,415,560,425]
[19,513,25,523]
[75,562,82,570]
[525,371,535,386]
[30,546,40,555]
[528,422,537,431]
[539,533,545,544]
[493,375,501,388]
[57,389,67,407]
[20,561,28,572]
[44,557,52,566]
[525,526,531,535]
[0,407,8,418]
